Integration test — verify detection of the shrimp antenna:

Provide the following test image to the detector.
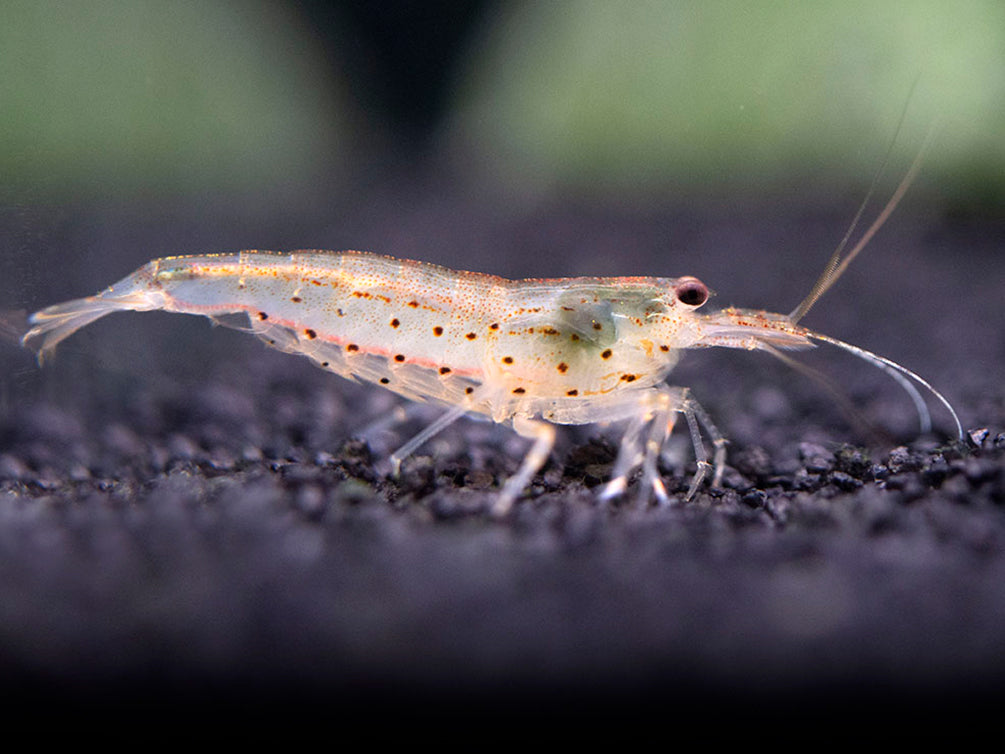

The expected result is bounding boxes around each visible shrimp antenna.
[758,341,893,441]
[801,328,963,441]
[790,87,936,324]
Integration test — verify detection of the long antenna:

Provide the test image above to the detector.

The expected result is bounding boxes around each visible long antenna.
[805,328,963,440]
[790,85,934,324]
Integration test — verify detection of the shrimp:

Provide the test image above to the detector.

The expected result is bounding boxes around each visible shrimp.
[22,171,962,517]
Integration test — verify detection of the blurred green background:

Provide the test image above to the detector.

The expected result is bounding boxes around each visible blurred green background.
[1,0,1002,208]
[0,0,347,202]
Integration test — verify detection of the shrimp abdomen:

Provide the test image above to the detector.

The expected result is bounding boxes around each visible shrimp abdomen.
[23,252,493,409]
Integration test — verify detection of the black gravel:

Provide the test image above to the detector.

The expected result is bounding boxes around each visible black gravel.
[1,185,1003,721]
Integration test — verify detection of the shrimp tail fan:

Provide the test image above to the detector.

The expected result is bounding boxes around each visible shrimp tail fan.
[22,283,165,364]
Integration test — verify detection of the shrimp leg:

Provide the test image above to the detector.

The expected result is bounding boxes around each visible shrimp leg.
[494,416,556,517]
[389,402,470,475]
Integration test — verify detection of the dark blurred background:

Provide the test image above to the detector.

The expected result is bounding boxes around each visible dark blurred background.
[2,2,1005,719]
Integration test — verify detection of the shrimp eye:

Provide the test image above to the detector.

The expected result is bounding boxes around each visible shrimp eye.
[675,278,708,307]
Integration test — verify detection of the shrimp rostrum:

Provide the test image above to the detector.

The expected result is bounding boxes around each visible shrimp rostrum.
[23,187,962,516]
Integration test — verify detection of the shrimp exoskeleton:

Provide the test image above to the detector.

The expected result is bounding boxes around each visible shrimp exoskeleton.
[22,162,963,515]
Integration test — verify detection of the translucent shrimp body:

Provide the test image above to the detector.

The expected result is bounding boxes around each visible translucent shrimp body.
[23,248,961,515]
[25,252,722,412]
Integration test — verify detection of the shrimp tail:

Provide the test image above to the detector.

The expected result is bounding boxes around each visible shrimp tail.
[22,264,165,364]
